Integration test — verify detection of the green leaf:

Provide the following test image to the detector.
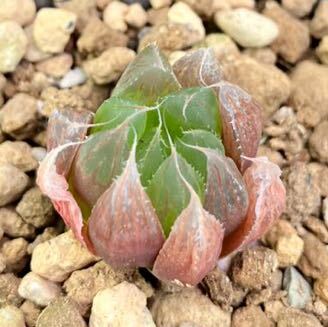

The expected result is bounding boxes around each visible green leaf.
[147,152,204,236]
[71,125,130,207]
[176,129,224,179]
[111,44,181,105]
[137,126,167,186]
[91,97,147,142]
[160,87,221,139]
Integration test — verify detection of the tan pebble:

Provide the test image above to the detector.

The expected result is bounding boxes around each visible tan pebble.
[263,1,310,64]
[316,36,328,65]
[0,164,29,207]
[33,8,77,53]
[31,231,98,282]
[244,47,277,65]
[36,53,73,78]
[276,234,304,267]
[282,0,316,18]
[0,305,25,327]
[310,0,328,38]
[0,0,36,26]
[289,61,328,127]
[20,300,41,327]
[232,305,273,327]
[83,47,136,85]
[314,278,328,304]
[103,1,129,32]
[277,307,322,327]
[150,0,172,9]
[308,163,328,198]
[0,273,23,307]
[1,237,28,269]
[125,3,147,29]
[303,216,328,243]
[0,21,28,73]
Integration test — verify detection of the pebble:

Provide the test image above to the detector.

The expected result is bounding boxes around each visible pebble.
[77,17,128,56]
[275,234,304,267]
[285,163,321,222]
[150,0,171,9]
[0,305,25,327]
[168,2,205,42]
[33,8,77,53]
[316,35,328,65]
[27,227,60,255]
[151,287,231,327]
[103,1,129,32]
[277,307,322,327]
[195,33,239,62]
[231,305,273,327]
[290,61,328,127]
[0,93,38,140]
[58,68,87,89]
[1,237,29,272]
[310,120,328,164]
[243,47,277,65]
[282,0,316,18]
[314,277,328,304]
[16,187,54,228]
[0,273,23,307]
[24,24,51,63]
[0,21,28,73]
[283,267,312,309]
[35,53,73,78]
[18,272,62,307]
[31,147,47,162]
[31,231,98,282]
[263,1,310,64]
[308,163,328,198]
[0,164,29,207]
[215,8,278,48]
[0,207,35,238]
[36,297,86,327]
[303,216,328,243]
[224,55,290,118]
[298,232,328,279]
[64,261,130,314]
[89,282,155,327]
[231,247,278,290]
[83,47,136,84]
[125,3,147,28]
[0,0,36,26]
[20,300,41,327]
[310,0,328,38]
[0,141,38,172]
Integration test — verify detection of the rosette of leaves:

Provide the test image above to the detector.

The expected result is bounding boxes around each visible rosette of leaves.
[37,45,286,286]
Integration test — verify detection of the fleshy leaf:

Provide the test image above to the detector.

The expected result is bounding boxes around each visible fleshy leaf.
[217,82,262,173]
[221,157,286,256]
[90,97,147,140]
[153,188,224,286]
[173,48,224,88]
[88,138,165,268]
[198,148,249,236]
[46,108,93,176]
[176,129,224,179]
[71,125,130,207]
[137,126,167,186]
[147,152,204,236]
[161,87,222,138]
[112,44,181,105]
[37,143,90,248]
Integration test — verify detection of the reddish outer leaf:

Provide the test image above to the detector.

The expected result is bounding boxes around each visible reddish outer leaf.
[217,82,262,173]
[201,148,249,236]
[88,143,165,268]
[221,157,286,257]
[37,144,92,249]
[173,48,224,88]
[153,192,224,286]
[37,109,93,249]
[46,108,93,176]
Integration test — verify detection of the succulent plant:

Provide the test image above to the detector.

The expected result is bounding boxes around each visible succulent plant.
[37,45,286,286]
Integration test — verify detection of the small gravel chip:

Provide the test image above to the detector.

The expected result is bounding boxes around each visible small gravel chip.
[0,305,25,327]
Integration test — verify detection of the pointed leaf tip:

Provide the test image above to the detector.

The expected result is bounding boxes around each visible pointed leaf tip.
[221,157,286,257]
[153,192,224,286]
[88,139,165,268]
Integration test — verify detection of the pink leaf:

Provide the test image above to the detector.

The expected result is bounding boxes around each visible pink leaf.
[153,191,224,286]
[217,82,262,173]
[221,157,286,256]
[88,140,165,268]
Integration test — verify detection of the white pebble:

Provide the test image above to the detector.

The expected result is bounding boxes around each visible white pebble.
[215,8,279,47]
[58,68,87,89]
[18,272,62,307]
